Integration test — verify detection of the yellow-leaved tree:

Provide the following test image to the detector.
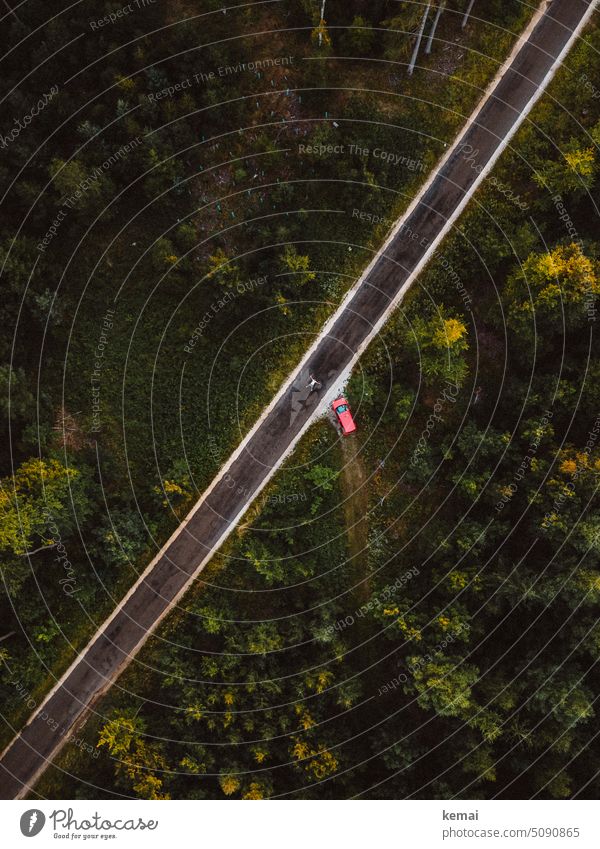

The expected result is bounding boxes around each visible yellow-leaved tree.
[508,242,599,329]
[411,307,469,386]
[0,458,81,595]
[97,712,171,800]
[533,133,599,195]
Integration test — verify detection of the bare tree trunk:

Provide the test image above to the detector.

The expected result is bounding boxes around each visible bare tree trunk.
[462,0,476,29]
[408,1,431,76]
[19,543,57,557]
[318,0,326,47]
[426,1,446,54]
[2,0,23,25]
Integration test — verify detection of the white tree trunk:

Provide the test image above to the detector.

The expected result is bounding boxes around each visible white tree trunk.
[426,1,446,54]
[462,0,476,29]
[20,543,57,557]
[319,0,326,46]
[408,2,431,76]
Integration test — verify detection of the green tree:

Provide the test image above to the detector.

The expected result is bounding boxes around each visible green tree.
[411,656,480,719]
[508,243,599,329]
[0,365,34,421]
[98,712,170,800]
[280,246,317,288]
[49,158,106,212]
[206,248,242,289]
[382,11,425,61]
[341,16,375,54]
[533,139,598,195]
[0,459,78,557]
[412,308,469,385]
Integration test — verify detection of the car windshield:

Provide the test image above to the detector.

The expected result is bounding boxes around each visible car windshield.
[336,404,348,413]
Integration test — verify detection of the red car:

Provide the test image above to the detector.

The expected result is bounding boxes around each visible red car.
[332,396,356,436]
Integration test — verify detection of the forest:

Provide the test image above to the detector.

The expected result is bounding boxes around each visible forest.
[1,0,599,800]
